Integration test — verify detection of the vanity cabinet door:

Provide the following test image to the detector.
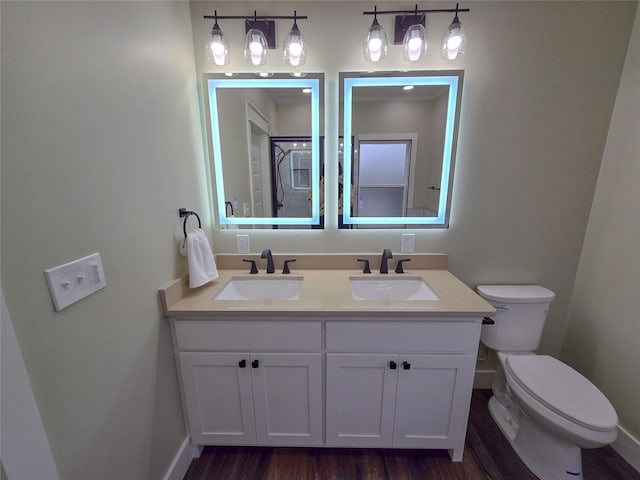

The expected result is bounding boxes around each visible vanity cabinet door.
[393,354,475,449]
[251,353,323,446]
[326,353,398,447]
[178,352,256,445]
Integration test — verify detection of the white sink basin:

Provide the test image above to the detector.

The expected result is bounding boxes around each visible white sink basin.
[350,276,439,301]
[213,276,303,301]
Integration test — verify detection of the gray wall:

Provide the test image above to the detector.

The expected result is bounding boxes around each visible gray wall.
[1,2,206,478]
[562,8,640,450]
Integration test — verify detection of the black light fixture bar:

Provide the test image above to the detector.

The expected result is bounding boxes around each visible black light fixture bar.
[363,5,469,16]
[204,14,307,21]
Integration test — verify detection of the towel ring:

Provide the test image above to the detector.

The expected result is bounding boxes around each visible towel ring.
[179,208,201,238]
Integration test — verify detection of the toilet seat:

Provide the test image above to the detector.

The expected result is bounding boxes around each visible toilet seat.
[504,355,618,432]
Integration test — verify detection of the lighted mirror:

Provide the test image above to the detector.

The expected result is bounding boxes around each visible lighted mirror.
[340,70,463,228]
[204,73,323,228]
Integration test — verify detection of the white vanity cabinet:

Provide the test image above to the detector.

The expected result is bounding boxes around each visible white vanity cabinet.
[170,316,482,461]
[325,319,481,461]
[173,320,323,447]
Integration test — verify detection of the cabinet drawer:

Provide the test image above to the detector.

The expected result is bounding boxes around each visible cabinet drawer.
[326,320,480,353]
[174,320,321,352]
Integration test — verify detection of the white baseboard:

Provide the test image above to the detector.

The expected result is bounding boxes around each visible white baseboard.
[473,369,495,389]
[612,424,640,473]
[163,437,198,480]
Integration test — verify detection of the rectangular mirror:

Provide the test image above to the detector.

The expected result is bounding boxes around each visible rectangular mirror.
[204,73,324,228]
[340,70,463,228]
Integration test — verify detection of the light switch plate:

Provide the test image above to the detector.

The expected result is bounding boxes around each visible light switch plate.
[401,233,416,253]
[236,235,250,254]
[44,253,106,311]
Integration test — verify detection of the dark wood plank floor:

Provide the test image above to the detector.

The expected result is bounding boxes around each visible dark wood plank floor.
[184,389,640,480]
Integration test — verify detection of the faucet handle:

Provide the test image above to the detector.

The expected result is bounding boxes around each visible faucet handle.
[242,259,259,274]
[357,258,371,274]
[282,259,296,274]
[395,258,411,274]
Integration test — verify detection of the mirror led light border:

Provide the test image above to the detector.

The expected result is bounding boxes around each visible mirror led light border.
[342,74,460,226]
[207,77,320,226]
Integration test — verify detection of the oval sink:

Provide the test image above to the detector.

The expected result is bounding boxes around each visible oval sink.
[350,276,439,301]
[213,277,303,301]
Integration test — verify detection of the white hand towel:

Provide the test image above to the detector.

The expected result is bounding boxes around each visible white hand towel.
[186,229,219,288]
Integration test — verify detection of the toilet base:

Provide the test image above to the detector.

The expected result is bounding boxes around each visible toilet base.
[489,396,583,480]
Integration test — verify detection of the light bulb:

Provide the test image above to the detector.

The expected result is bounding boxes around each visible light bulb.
[441,15,466,61]
[402,23,426,62]
[284,21,307,67]
[206,23,229,66]
[245,29,268,66]
[249,39,263,55]
[288,42,303,57]
[363,18,387,63]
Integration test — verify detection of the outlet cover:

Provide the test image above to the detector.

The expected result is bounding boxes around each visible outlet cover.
[236,235,250,254]
[45,253,106,311]
[401,233,416,253]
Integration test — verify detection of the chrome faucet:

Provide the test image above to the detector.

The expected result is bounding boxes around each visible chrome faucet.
[380,248,393,274]
[261,249,275,274]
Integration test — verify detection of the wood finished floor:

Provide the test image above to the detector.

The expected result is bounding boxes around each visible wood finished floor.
[184,389,640,480]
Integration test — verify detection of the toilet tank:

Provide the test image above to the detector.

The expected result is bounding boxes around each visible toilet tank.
[477,285,555,352]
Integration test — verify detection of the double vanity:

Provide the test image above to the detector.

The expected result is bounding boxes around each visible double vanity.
[160,254,494,461]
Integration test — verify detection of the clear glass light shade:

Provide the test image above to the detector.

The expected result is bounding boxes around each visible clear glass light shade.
[440,17,466,60]
[283,24,307,67]
[206,24,230,66]
[244,29,268,66]
[402,23,427,62]
[363,19,388,62]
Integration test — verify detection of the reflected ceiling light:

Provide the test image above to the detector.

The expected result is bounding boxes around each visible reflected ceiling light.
[362,3,470,63]
[255,72,273,77]
[363,6,388,62]
[441,3,466,60]
[290,72,307,77]
[284,11,307,67]
[302,88,312,93]
[206,12,230,66]
[403,85,414,91]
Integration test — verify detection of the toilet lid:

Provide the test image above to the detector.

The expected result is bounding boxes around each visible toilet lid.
[505,355,618,431]
[477,285,555,304]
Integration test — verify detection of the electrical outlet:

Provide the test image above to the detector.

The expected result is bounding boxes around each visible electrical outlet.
[401,233,416,253]
[236,235,250,254]
[44,253,106,311]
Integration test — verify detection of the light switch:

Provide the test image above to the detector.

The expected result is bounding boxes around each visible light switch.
[45,253,106,311]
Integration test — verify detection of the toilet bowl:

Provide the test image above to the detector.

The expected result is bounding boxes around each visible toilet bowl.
[478,285,618,480]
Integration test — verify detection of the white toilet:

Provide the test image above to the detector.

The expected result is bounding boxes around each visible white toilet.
[477,285,618,480]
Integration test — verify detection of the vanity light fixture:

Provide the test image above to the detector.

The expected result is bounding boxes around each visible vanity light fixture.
[397,6,427,62]
[362,3,470,62]
[203,11,308,68]
[363,6,388,62]
[283,11,307,67]
[245,26,269,66]
[206,12,230,66]
[441,3,466,60]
